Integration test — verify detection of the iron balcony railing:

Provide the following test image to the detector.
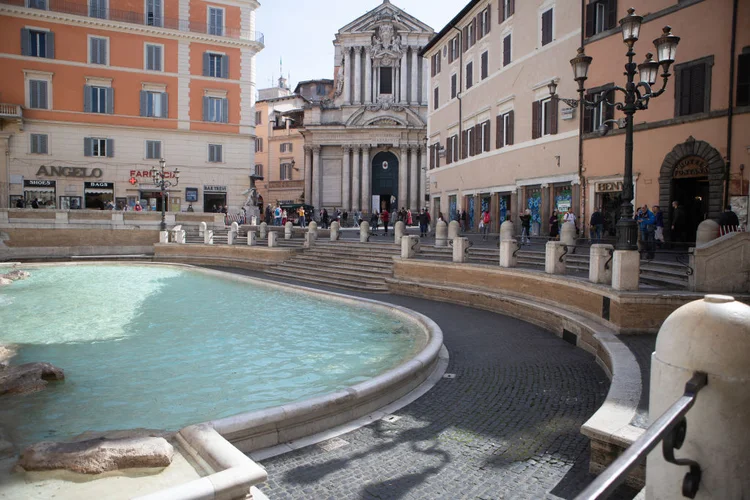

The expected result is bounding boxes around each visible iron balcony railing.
[575,372,708,500]
[1,0,264,44]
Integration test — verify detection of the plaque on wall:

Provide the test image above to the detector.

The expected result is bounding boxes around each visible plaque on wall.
[673,156,709,179]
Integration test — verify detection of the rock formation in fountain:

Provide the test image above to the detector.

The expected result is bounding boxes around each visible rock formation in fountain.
[1,270,30,281]
[0,362,65,396]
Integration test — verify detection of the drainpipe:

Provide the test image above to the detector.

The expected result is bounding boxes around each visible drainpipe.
[724,0,738,210]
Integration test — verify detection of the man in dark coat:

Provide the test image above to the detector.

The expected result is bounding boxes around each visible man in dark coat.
[671,201,687,247]
[718,205,740,229]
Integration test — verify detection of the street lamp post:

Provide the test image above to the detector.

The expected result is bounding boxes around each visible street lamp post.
[150,158,180,232]
[549,8,680,250]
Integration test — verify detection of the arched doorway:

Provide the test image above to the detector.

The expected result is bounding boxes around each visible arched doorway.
[371,151,399,213]
[659,137,725,243]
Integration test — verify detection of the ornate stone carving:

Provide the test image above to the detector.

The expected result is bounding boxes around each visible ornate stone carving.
[371,23,403,59]
[365,97,406,112]
[369,118,401,127]
[333,54,345,98]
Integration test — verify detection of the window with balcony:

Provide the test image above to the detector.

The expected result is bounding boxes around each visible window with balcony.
[89,36,108,65]
[140,91,167,118]
[21,29,54,58]
[145,44,163,71]
[146,0,163,27]
[85,85,113,114]
[203,96,228,123]
[145,140,162,159]
[208,7,224,36]
[84,137,113,157]
[28,79,48,109]
[31,134,48,154]
[89,0,107,19]
[203,52,228,78]
[208,144,222,162]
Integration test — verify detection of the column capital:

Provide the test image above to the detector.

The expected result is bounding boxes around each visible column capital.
[360,144,371,152]
[342,145,352,153]
[353,45,363,54]
[312,145,321,154]
[303,145,312,153]
[541,183,550,188]
[419,143,427,154]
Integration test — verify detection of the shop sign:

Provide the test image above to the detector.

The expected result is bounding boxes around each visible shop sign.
[85,182,114,189]
[24,179,55,187]
[36,165,103,178]
[130,169,177,179]
[673,156,709,179]
[561,107,575,120]
[204,185,227,193]
[596,181,624,193]
[185,188,199,202]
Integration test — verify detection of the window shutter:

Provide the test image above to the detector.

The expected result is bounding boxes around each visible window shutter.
[155,141,161,159]
[289,143,293,152]
[106,87,114,114]
[154,0,162,27]
[445,140,452,165]
[461,130,468,159]
[221,55,229,78]
[430,145,435,169]
[585,3,595,37]
[84,137,92,156]
[21,29,31,56]
[679,67,691,115]
[40,134,48,154]
[139,91,147,116]
[89,37,96,63]
[474,123,481,154]
[462,27,468,52]
[161,92,168,117]
[550,96,559,135]
[46,32,55,58]
[106,139,114,157]
[606,0,617,30]
[503,35,511,66]
[486,6,491,33]
[155,45,162,70]
[691,64,706,114]
[583,97,593,133]
[203,52,210,76]
[202,96,209,121]
[39,81,48,109]
[532,100,541,139]
[509,0,515,16]
[99,38,107,65]
[496,114,504,148]
[542,9,553,45]
[483,121,490,152]
[507,110,514,145]
[84,85,92,112]
[475,13,482,39]
[500,0,506,22]
[605,89,615,122]
[217,145,222,162]
[471,18,477,45]
[221,98,228,123]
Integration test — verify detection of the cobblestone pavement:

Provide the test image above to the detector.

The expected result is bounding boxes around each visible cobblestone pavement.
[618,336,657,429]
[210,268,640,500]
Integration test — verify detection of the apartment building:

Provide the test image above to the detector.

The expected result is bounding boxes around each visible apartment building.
[581,0,749,241]
[0,0,262,212]
[422,0,581,234]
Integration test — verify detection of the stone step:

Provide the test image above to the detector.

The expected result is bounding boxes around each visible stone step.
[271,265,389,285]
[290,255,395,271]
[278,261,392,277]
[263,269,388,292]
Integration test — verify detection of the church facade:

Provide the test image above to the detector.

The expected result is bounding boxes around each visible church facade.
[299,0,434,214]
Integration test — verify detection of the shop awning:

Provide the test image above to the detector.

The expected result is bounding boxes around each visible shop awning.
[84,188,114,194]
[24,187,56,193]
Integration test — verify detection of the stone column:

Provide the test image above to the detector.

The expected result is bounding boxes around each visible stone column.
[374,66,380,101]
[353,46,362,105]
[352,146,361,212]
[303,145,312,206]
[491,193,500,233]
[422,53,428,105]
[399,147,409,210]
[343,47,351,105]
[365,49,373,104]
[361,146,371,213]
[341,146,351,211]
[312,146,321,209]
[400,50,408,104]
[411,48,419,105]
[612,250,640,291]
[419,145,427,210]
[409,146,419,211]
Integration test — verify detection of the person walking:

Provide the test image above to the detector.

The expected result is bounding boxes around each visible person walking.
[298,206,306,227]
[265,204,272,224]
[520,209,532,245]
[273,205,282,226]
[418,208,429,237]
[321,208,329,229]
[461,209,468,232]
[653,205,665,247]
[407,209,413,226]
[670,200,686,247]
[281,209,288,226]
[589,207,604,244]
[481,210,491,241]
[381,208,390,235]
[370,211,379,231]
[549,210,560,240]
[563,207,577,232]
[637,204,656,259]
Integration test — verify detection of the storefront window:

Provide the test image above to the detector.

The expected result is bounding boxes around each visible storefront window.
[84,182,114,209]
[554,186,572,214]
[526,188,542,235]
[448,195,457,222]
[23,180,56,208]
[59,196,82,210]
[468,196,475,229]
[498,195,510,222]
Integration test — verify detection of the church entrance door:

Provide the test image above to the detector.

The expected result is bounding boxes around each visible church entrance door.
[371,151,399,213]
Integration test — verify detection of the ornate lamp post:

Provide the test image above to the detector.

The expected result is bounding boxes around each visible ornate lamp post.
[549,8,680,250]
[150,158,180,231]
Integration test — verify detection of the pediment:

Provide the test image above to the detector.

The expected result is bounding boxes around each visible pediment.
[338,1,433,36]
[345,105,426,128]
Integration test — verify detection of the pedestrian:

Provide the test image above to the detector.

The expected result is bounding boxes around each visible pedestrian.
[653,205,664,247]
[15,198,24,208]
[187,203,194,212]
[563,207,577,234]
[418,208,429,237]
[134,201,143,212]
[636,204,656,259]
[31,197,40,209]
[281,209,288,226]
[718,205,740,232]
[438,212,445,223]
[273,205,282,226]
[589,207,604,244]
[370,211,379,231]
[381,208,390,235]
[322,208,329,229]
[298,206,306,227]
[505,211,512,223]
[222,204,228,214]
[481,210,491,240]
[461,209,468,232]
[343,210,349,227]
[520,209,532,245]
[265,204,272,224]
[407,209,413,226]
[549,210,560,240]
[670,200,686,247]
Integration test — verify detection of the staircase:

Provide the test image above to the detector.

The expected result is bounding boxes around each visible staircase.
[264,240,400,292]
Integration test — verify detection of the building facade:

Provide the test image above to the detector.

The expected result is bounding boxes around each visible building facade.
[581,0,749,240]
[299,0,434,215]
[422,0,582,234]
[0,0,262,212]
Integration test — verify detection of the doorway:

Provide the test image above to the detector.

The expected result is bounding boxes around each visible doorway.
[371,151,399,211]
[672,176,710,242]
[204,193,226,213]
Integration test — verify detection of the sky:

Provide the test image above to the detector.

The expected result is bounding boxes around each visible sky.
[254,0,458,90]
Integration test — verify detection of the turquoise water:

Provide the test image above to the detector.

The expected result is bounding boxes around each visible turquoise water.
[0,265,420,447]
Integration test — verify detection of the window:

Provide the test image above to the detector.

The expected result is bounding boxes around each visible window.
[738,52,750,107]
[466,62,473,89]
[503,34,512,66]
[584,86,615,133]
[140,91,168,118]
[451,74,457,99]
[30,133,48,154]
[532,97,558,138]
[84,137,113,157]
[481,51,488,80]
[280,163,293,180]
[449,36,459,63]
[255,164,263,177]
[480,7,491,38]
[203,52,228,78]
[145,44,162,71]
[255,138,263,152]
[467,21,475,48]
[431,53,441,77]
[89,36,108,65]
[466,127,475,157]
[21,29,54,58]
[586,0,616,37]
[86,85,113,114]
[380,66,393,94]
[146,0,162,27]
[675,58,712,117]
[89,0,107,19]
[445,134,459,165]
[480,120,491,153]
[255,110,262,124]
[27,0,47,9]
[433,87,439,109]
[541,9,554,46]
[203,96,227,123]
[500,0,515,22]
[145,140,162,159]
[280,143,293,153]
[28,79,48,109]
[208,144,222,163]
[208,7,224,36]
[496,111,514,148]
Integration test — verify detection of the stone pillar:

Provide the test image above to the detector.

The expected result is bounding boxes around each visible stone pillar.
[399,147,409,210]
[646,296,750,500]
[308,220,318,240]
[230,221,239,234]
[284,221,293,239]
[402,235,420,259]
[303,145,312,206]
[259,222,267,239]
[696,219,720,247]
[422,53,428,105]
[409,146,419,212]
[589,244,614,284]
[453,237,469,263]
[499,239,517,268]
[374,66,380,101]
[175,230,186,244]
[360,221,370,242]
[448,220,460,239]
[472,194,480,231]
[227,230,235,245]
[500,220,514,241]
[541,184,551,237]
[491,193,500,233]
[411,48,419,105]
[400,49,408,104]
[612,250,640,291]
[352,146,361,212]
[268,231,278,247]
[419,145,427,210]
[304,231,315,248]
[560,221,576,248]
[435,220,448,247]
[343,47,351,104]
[365,49,372,104]
[394,220,405,244]
[247,232,256,246]
[204,230,214,244]
[353,46,362,105]
[159,231,169,244]
[312,146,321,209]
[545,241,567,274]
[361,146,371,213]
[342,146,352,211]
[199,221,207,236]
[330,221,340,241]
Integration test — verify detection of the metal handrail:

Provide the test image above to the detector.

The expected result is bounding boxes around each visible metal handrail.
[575,371,708,499]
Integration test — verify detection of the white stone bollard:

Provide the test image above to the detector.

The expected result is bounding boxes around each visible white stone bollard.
[560,221,576,248]
[646,295,750,500]
[247,232,256,246]
[175,230,186,244]
[612,250,640,291]
[360,221,370,243]
[285,221,293,240]
[394,221,405,244]
[159,231,169,244]
[452,237,469,263]
[199,221,207,237]
[259,222,268,239]
[401,235,420,259]
[545,241,567,274]
[500,220,515,242]
[204,230,214,245]
[304,231,316,248]
[435,220,448,247]
[448,220,460,240]
[227,230,235,245]
[230,221,239,233]
[589,244,614,284]
[330,221,340,241]
[268,231,278,248]
[499,239,518,268]
[308,221,318,240]
[695,219,720,247]
[251,215,257,226]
